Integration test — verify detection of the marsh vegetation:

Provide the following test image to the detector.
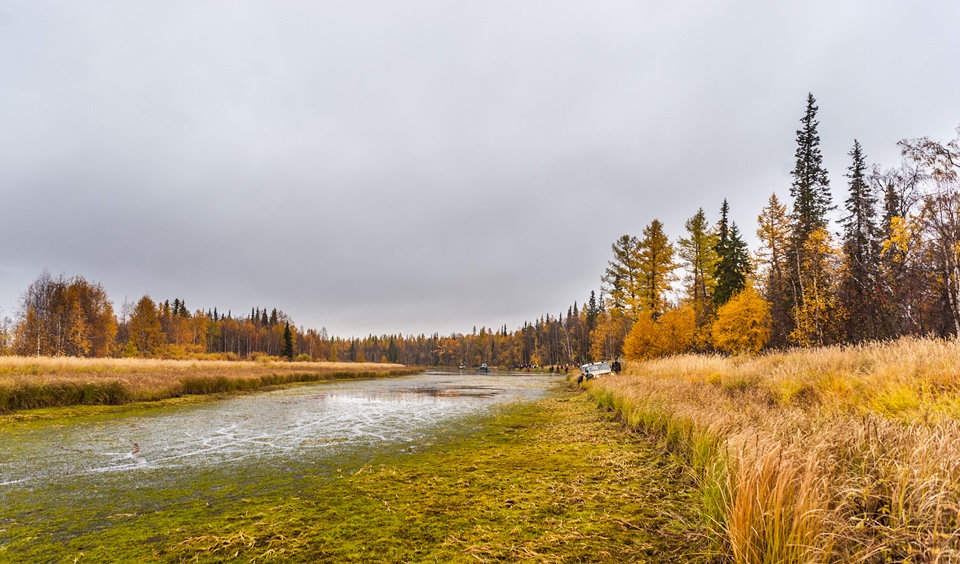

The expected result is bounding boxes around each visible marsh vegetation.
[0,356,417,413]
[589,336,960,562]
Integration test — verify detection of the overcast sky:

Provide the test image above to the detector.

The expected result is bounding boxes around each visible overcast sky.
[1,1,958,337]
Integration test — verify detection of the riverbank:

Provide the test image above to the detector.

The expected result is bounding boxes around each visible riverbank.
[587,336,960,562]
[0,384,708,562]
[0,356,419,414]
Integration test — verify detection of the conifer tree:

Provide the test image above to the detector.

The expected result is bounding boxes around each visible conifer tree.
[586,290,600,332]
[283,322,294,360]
[786,93,834,342]
[713,200,750,306]
[756,193,791,346]
[678,208,718,327]
[714,222,750,306]
[711,284,771,355]
[636,219,677,318]
[679,209,718,306]
[839,140,883,341]
[790,93,833,242]
[601,235,642,315]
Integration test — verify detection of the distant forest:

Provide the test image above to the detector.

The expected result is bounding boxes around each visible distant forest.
[0,271,594,367]
[2,94,959,367]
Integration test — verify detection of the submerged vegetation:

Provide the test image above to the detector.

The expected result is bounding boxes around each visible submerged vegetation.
[0,356,416,414]
[0,390,707,562]
[587,336,960,562]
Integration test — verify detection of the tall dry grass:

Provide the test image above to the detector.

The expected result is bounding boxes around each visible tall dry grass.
[588,336,960,562]
[0,356,417,413]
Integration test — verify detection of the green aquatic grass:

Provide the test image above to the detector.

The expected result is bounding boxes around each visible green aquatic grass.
[0,390,708,562]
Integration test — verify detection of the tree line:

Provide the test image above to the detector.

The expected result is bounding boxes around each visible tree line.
[0,268,604,366]
[600,94,960,360]
[2,94,957,366]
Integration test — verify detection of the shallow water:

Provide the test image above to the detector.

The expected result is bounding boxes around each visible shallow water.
[0,370,560,489]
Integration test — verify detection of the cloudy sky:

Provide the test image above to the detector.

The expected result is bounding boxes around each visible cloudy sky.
[1,1,958,337]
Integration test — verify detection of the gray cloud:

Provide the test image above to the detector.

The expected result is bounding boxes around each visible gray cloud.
[2,1,959,337]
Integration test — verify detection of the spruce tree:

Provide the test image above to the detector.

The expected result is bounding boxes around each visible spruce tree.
[790,93,832,243]
[586,290,600,331]
[841,140,878,260]
[283,323,294,360]
[786,93,834,339]
[839,140,882,341]
[715,222,750,306]
[713,199,750,306]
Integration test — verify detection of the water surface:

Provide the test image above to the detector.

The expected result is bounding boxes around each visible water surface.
[0,370,559,489]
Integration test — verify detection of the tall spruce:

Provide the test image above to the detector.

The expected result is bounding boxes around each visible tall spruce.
[839,140,882,341]
[790,93,833,242]
[786,93,833,342]
[713,200,750,306]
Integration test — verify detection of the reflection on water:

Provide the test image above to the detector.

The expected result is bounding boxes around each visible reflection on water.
[0,371,558,488]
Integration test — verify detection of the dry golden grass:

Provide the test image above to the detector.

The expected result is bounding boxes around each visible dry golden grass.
[588,336,960,562]
[0,356,416,413]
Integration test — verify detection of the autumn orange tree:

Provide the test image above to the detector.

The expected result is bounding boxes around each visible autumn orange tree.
[13,272,117,357]
[711,285,771,354]
[127,296,165,357]
[636,219,677,318]
[590,309,633,361]
[623,305,696,360]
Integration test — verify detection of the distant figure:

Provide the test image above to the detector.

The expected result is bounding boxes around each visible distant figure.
[611,360,622,374]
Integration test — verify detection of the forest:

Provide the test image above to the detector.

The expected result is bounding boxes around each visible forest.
[2,94,958,367]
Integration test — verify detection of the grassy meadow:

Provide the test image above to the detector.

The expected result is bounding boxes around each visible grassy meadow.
[0,356,419,414]
[587,336,960,562]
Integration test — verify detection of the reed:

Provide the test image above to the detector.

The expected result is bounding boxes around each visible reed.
[0,356,418,413]
[588,336,960,562]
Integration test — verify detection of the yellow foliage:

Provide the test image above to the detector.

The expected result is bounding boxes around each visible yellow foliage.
[711,285,771,355]
[623,305,696,360]
[881,214,921,262]
[589,310,632,360]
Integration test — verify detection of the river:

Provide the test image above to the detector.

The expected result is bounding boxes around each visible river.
[0,370,561,489]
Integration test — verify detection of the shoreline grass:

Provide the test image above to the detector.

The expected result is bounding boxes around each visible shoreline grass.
[0,356,420,414]
[586,335,960,562]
